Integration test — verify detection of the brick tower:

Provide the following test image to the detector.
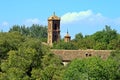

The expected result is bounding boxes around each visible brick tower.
[47,13,60,46]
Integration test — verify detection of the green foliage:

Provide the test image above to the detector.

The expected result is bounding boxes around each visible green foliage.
[76,36,95,49]
[108,39,120,50]
[93,42,107,50]
[1,40,44,79]
[0,31,64,79]
[71,25,120,50]
[63,57,119,80]
[92,25,118,50]
[1,49,35,79]
[93,25,117,43]
[53,41,78,50]
[0,32,25,60]
[31,53,64,80]
[0,24,120,80]
[109,50,120,79]
[9,24,47,42]
[74,32,83,41]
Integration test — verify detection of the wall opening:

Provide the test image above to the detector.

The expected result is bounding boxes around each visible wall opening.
[53,24,57,30]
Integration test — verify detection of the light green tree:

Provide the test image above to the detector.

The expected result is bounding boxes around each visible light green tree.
[63,57,118,80]
[31,53,64,80]
[109,50,120,79]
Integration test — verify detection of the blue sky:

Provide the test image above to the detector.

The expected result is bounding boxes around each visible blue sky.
[0,0,120,39]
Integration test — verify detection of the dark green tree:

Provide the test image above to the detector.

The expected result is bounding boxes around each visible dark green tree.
[9,24,47,42]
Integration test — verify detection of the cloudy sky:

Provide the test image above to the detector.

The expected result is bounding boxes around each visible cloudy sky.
[0,0,120,39]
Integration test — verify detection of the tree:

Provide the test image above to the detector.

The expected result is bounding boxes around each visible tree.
[31,53,64,80]
[77,36,95,50]
[91,25,118,50]
[0,37,49,79]
[1,48,36,79]
[0,34,64,80]
[93,42,107,50]
[53,41,78,50]
[63,57,118,80]
[74,32,83,41]
[9,25,21,32]
[109,50,120,79]
[108,39,120,50]
[9,24,47,42]
[0,32,25,61]
[30,24,47,39]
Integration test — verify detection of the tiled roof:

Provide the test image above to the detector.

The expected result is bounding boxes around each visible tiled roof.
[52,50,112,61]
[48,13,60,20]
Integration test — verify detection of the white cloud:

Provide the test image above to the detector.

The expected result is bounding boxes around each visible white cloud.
[61,10,106,24]
[2,21,9,26]
[60,10,120,39]
[25,18,40,24]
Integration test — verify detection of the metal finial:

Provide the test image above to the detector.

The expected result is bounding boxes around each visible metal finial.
[67,28,68,34]
[53,12,55,16]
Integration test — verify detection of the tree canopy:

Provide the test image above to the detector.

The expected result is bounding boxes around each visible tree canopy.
[9,24,47,42]
[53,25,120,50]
[0,24,120,79]
[63,57,119,80]
[0,31,64,80]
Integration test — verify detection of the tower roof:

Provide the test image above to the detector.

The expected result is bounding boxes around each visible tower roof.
[48,12,60,20]
[65,30,71,38]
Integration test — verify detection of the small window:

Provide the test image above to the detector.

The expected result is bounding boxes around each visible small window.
[86,54,88,57]
[89,54,92,56]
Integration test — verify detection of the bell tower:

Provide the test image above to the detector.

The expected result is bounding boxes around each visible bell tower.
[47,13,60,46]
